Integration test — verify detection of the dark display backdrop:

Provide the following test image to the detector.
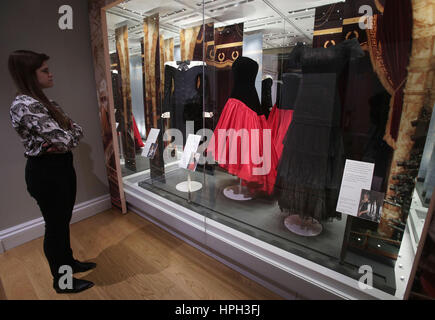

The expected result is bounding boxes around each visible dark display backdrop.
[212,23,244,126]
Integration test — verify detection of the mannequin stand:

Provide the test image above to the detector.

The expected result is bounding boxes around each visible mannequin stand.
[284,215,323,237]
[176,172,202,193]
[223,179,253,201]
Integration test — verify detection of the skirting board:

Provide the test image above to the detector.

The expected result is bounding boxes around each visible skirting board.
[0,194,111,253]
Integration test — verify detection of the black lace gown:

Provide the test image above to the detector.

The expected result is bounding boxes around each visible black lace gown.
[275,38,364,221]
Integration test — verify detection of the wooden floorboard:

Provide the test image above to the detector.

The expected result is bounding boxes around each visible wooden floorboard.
[0,276,7,300]
[0,209,282,300]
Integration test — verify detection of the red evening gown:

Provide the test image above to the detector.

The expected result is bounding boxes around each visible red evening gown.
[207,98,278,194]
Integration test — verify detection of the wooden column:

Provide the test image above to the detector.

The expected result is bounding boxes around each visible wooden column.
[180,26,202,62]
[142,14,165,179]
[159,36,174,98]
[115,25,136,171]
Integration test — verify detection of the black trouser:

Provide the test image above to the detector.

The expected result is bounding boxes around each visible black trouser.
[25,152,76,280]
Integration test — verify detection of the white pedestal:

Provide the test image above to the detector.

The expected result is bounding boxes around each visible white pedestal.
[176,181,202,193]
[284,215,323,237]
[223,185,253,201]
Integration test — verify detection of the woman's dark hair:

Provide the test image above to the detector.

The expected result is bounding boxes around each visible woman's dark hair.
[8,50,71,130]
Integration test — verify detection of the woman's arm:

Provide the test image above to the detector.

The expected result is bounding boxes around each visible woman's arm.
[51,100,84,141]
[10,101,81,152]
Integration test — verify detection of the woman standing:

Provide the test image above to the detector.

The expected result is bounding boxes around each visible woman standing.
[8,50,96,294]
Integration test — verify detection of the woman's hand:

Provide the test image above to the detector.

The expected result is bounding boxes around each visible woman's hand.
[42,142,62,153]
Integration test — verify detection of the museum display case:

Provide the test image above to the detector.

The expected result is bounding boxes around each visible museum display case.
[88,0,435,299]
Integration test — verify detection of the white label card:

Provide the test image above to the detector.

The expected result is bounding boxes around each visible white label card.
[336,160,375,216]
[141,128,160,158]
[179,134,202,169]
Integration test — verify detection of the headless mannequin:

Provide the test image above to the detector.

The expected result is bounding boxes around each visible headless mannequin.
[230,57,268,117]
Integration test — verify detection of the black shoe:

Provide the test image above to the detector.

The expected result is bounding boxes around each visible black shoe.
[72,260,97,273]
[53,277,94,294]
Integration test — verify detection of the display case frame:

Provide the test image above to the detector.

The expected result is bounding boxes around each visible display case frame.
[88,0,435,299]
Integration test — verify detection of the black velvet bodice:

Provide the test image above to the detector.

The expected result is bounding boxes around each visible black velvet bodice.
[230,56,268,117]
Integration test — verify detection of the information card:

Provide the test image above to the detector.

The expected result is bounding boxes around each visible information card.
[141,128,160,158]
[179,134,202,169]
[336,160,375,216]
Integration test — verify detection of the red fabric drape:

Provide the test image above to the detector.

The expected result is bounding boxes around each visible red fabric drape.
[376,0,413,141]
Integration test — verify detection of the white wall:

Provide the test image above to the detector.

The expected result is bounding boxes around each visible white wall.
[0,0,109,231]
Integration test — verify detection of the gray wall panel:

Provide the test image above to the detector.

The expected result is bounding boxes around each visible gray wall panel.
[0,0,109,230]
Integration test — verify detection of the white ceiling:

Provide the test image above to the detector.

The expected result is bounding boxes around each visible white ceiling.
[106,0,345,54]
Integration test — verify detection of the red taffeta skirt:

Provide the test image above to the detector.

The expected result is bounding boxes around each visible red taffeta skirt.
[267,104,294,160]
[207,98,278,194]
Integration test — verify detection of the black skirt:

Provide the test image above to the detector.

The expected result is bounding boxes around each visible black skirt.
[275,73,344,221]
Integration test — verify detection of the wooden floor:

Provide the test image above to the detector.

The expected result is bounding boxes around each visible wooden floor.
[0,209,282,300]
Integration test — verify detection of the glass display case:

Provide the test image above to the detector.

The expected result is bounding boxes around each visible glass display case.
[94,0,435,299]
